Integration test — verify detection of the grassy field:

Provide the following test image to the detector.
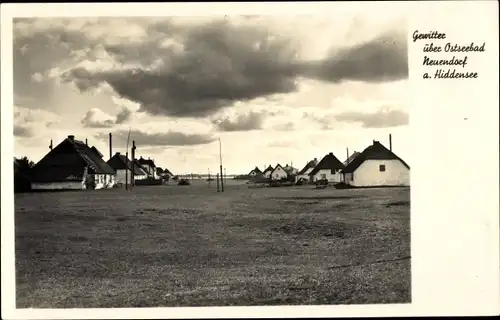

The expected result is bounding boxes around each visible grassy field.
[15,180,411,308]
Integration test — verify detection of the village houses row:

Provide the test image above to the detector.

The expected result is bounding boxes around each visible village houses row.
[17,134,173,191]
[247,136,410,187]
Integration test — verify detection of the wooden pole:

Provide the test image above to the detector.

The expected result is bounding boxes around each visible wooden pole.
[131,141,136,188]
[216,173,220,192]
[208,168,211,187]
[109,133,112,160]
[125,152,129,190]
[219,138,224,192]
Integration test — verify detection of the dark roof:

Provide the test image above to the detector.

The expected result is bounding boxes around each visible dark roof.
[283,165,298,174]
[262,165,274,174]
[13,158,21,173]
[107,152,148,175]
[297,158,318,175]
[249,166,262,175]
[308,153,345,176]
[342,141,410,174]
[31,136,115,182]
[271,164,286,173]
[138,157,156,168]
[344,151,360,166]
[91,146,103,158]
[163,167,173,175]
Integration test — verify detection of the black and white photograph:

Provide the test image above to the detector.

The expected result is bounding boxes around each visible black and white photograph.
[11,11,411,308]
[2,1,499,318]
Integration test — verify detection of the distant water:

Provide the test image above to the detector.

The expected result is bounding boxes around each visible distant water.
[176,177,249,187]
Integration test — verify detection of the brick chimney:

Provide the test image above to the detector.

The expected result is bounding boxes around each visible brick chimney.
[68,135,75,141]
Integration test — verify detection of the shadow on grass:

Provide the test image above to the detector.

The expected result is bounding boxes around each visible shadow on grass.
[386,201,410,207]
[271,220,358,239]
[271,196,362,201]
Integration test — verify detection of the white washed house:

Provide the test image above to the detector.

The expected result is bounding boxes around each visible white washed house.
[262,165,274,179]
[270,164,288,181]
[283,164,299,176]
[30,135,116,190]
[107,152,148,186]
[248,167,263,177]
[138,157,158,179]
[308,152,345,183]
[296,158,318,183]
[342,140,410,187]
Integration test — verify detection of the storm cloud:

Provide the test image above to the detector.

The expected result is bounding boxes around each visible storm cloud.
[302,32,408,83]
[96,129,217,148]
[334,109,409,128]
[81,108,115,128]
[61,19,301,118]
[212,112,265,132]
[81,107,133,128]
[14,125,33,138]
[23,17,408,119]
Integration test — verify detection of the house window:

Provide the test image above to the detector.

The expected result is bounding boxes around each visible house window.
[321,173,327,179]
[331,169,336,174]
[379,164,386,172]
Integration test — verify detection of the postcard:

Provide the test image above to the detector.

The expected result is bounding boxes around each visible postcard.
[1,1,498,319]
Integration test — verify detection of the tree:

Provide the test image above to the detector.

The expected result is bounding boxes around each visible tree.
[16,156,35,172]
[14,156,34,193]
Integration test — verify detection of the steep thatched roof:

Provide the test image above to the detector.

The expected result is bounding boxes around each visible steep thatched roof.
[308,153,345,176]
[297,158,318,175]
[31,136,115,182]
[262,165,274,174]
[249,166,262,175]
[342,141,410,173]
[138,156,156,168]
[107,152,148,176]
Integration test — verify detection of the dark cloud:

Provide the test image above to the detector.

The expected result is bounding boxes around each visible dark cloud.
[212,112,264,131]
[14,125,33,137]
[96,129,216,148]
[62,19,300,118]
[302,32,408,83]
[81,109,115,128]
[334,109,409,128]
[81,107,133,128]
[16,18,407,119]
[115,107,132,124]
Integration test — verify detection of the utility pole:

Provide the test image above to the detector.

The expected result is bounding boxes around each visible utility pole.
[125,127,131,191]
[208,168,211,188]
[219,138,224,192]
[131,141,136,188]
[216,173,220,192]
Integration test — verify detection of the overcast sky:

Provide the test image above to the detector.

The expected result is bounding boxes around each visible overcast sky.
[13,13,409,174]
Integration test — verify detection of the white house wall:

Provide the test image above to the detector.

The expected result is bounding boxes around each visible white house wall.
[32,181,85,190]
[350,159,410,187]
[311,169,343,183]
[115,169,147,184]
[92,174,115,189]
[141,164,157,178]
[271,167,288,180]
[296,168,314,182]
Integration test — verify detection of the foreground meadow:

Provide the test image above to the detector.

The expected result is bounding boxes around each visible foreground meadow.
[15,180,410,307]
